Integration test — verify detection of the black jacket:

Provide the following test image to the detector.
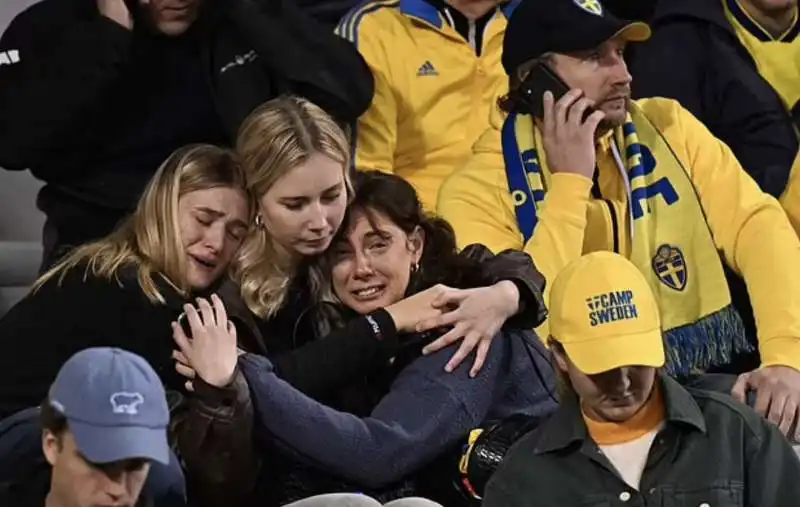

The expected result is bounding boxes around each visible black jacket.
[0,264,410,421]
[630,0,798,198]
[0,0,372,223]
[0,261,467,507]
[484,374,800,507]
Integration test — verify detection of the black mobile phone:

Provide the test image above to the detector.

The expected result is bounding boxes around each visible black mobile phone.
[512,63,594,121]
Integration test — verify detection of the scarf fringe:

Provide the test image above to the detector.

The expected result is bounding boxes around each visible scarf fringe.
[663,304,753,377]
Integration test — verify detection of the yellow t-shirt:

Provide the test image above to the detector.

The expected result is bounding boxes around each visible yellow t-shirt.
[724,0,800,111]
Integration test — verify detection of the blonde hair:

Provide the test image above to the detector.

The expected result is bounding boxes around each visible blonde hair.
[234,95,352,318]
[34,144,252,303]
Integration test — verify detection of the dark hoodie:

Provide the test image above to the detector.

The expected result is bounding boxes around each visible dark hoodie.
[0,0,373,267]
[629,0,799,368]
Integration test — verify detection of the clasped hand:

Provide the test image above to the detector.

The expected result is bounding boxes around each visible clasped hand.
[390,281,521,377]
[171,294,239,391]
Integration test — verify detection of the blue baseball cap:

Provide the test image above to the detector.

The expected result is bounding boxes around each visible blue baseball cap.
[48,347,170,465]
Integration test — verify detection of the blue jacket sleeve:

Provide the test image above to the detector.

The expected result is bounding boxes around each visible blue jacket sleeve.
[239,334,510,488]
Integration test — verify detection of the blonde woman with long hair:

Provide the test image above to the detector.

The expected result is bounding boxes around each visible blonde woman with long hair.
[234,94,352,322]
[0,144,253,418]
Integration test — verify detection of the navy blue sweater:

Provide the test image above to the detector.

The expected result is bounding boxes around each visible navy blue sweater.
[239,326,557,490]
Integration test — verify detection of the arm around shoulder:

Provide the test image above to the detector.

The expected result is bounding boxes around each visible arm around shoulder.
[459,245,547,329]
[271,309,402,397]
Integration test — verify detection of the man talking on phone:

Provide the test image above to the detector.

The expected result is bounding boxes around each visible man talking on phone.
[437,0,800,439]
[0,0,372,272]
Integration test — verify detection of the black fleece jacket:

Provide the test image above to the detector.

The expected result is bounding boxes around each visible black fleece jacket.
[0,0,373,239]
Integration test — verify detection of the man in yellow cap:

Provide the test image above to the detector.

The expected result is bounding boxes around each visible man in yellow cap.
[483,251,800,506]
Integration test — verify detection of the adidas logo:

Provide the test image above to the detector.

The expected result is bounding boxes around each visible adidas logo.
[416,60,439,77]
[0,50,20,66]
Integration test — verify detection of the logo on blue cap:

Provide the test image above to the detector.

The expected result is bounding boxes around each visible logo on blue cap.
[110,392,145,415]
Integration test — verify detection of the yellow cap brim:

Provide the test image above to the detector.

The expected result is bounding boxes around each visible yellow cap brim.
[613,22,652,43]
[561,328,665,375]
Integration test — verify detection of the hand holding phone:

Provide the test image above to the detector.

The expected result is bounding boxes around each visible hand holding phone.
[541,89,606,180]
[508,63,605,179]
[513,64,574,119]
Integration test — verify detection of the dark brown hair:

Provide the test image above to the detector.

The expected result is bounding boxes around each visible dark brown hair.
[331,171,486,293]
[40,399,68,438]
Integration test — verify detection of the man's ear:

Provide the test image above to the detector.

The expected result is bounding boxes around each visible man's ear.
[408,226,425,264]
[42,430,60,466]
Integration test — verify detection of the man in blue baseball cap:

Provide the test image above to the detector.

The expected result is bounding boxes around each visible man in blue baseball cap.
[40,347,170,507]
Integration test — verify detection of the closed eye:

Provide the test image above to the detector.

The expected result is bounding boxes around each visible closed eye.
[282,199,306,211]
[322,191,342,204]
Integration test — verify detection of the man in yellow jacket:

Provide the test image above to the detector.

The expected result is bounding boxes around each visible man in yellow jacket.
[336,0,516,210]
[438,0,800,438]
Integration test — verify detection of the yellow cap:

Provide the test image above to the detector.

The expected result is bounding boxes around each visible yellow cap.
[549,252,665,375]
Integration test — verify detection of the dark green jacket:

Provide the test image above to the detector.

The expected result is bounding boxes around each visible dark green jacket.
[484,374,800,507]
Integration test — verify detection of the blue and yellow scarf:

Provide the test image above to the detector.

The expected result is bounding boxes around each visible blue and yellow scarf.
[502,103,751,376]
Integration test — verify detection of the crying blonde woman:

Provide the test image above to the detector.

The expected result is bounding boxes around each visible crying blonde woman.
[0,144,253,418]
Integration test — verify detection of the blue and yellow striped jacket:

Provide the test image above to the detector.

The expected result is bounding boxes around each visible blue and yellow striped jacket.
[336,0,518,210]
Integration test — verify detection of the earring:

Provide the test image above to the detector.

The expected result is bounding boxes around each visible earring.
[255,214,264,229]
[411,262,419,274]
